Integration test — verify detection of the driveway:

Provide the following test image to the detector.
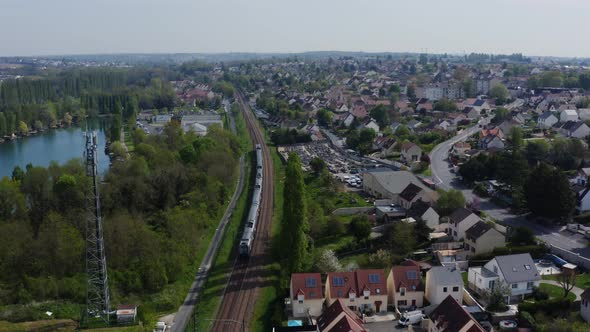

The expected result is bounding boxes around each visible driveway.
[429,122,588,251]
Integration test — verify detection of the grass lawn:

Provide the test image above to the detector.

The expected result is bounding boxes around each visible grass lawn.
[461,272,469,287]
[538,283,576,301]
[0,320,77,332]
[543,273,590,290]
[420,166,432,177]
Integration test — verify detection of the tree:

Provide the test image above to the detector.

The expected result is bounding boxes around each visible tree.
[507,127,524,152]
[63,112,73,126]
[485,281,511,312]
[434,98,457,112]
[368,249,393,268]
[369,105,390,129]
[309,157,326,176]
[525,140,549,165]
[510,226,536,245]
[282,153,309,273]
[490,83,509,104]
[315,249,342,273]
[492,107,509,124]
[0,177,27,221]
[557,270,578,298]
[436,189,466,216]
[17,121,29,136]
[386,221,416,257]
[317,109,333,127]
[525,163,574,220]
[350,215,371,241]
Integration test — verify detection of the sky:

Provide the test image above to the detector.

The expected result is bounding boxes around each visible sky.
[1,0,589,57]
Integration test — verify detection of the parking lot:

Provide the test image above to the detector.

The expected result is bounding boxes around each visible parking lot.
[278,141,363,172]
[365,321,409,332]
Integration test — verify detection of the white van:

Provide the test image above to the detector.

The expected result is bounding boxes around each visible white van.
[398,310,424,326]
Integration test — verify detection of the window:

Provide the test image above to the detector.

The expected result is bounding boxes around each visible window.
[443,287,448,293]
[512,283,518,289]
[309,291,315,298]
[471,247,476,253]
[526,282,534,290]
[333,276,344,286]
[369,274,380,284]
[406,271,417,280]
[306,277,316,288]
[337,291,343,297]
[397,300,407,306]
[453,286,459,292]
[493,266,498,273]
[489,280,495,290]
[400,287,406,296]
[524,265,531,270]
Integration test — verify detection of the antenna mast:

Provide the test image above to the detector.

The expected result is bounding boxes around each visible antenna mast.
[85,131,110,324]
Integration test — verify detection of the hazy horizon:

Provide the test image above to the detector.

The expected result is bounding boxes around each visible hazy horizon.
[2,0,590,58]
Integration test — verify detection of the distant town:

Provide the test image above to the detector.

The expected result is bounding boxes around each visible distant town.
[3,51,590,332]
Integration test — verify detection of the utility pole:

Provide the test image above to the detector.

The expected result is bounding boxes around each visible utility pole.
[84,131,111,324]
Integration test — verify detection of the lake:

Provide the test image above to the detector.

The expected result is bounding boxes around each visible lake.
[0,119,110,179]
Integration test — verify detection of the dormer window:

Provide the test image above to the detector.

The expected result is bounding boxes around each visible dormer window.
[297,294,304,303]
[349,292,356,301]
[363,289,370,299]
[400,287,406,296]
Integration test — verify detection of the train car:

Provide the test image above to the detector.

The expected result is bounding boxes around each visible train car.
[240,145,264,257]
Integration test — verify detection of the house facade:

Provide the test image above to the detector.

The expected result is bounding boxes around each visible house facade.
[407,199,441,231]
[581,288,590,323]
[423,295,486,332]
[464,221,506,258]
[560,109,579,123]
[425,266,464,306]
[401,142,422,163]
[448,208,481,241]
[325,270,388,314]
[537,112,558,129]
[467,253,541,303]
[290,273,324,317]
[387,264,424,309]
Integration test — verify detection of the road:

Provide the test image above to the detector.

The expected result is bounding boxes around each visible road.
[429,117,587,251]
[211,91,275,332]
[170,104,247,332]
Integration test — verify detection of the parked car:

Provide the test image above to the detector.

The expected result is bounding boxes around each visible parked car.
[397,310,425,327]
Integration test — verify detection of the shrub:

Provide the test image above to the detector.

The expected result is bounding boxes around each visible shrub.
[532,287,549,301]
[518,298,573,317]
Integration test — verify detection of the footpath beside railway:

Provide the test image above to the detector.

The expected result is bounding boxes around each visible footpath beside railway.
[170,101,247,332]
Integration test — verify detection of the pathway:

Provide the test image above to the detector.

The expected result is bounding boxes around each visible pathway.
[539,279,584,301]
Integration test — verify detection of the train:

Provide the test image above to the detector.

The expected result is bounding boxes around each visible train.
[239,144,263,256]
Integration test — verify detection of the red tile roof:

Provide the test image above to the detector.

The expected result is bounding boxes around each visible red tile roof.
[429,295,485,332]
[291,273,323,300]
[354,269,387,297]
[327,272,356,298]
[317,299,365,332]
[391,265,424,293]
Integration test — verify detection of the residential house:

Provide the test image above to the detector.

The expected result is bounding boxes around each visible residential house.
[360,118,380,133]
[465,99,491,115]
[153,114,172,125]
[467,253,541,303]
[407,120,423,131]
[423,295,485,332]
[290,273,324,318]
[578,108,590,121]
[447,113,468,126]
[399,183,437,209]
[324,270,388,314]
[537,112,558,129]
[448,208,481,241]
[401,142,422,163]
[577,188,590,213]
[556,121,590,138]
[450,142,471,158]
[463,221,506,258]
[362,169,436,202]
[387,263,425,309]
[342,112,355,127]
[407,199,441,231]
[462,107,480,120]
[581,288,590,323]
[316,299,366,332]
[425,266,464,306]
[560,109,579,123]
[479,127,504,150]
[373,136,397,158]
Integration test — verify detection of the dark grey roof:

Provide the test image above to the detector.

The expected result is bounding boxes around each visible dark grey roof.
[581,288,590,301]
[559,121,584,131]
[494,253,540,283]
[427,266,463,286]
[407,199,432,219]
[449,207,474,224]
[473,99,486,107]
[465,221,492,241]
[539,112,556,120]
[400,183,423,202]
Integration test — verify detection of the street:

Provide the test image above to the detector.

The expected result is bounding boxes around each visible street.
[429,118,588,251]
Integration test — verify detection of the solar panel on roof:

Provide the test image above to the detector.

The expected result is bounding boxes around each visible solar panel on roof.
[305,277,316,288]
[406,271,417,280]
[369,274,380,284]
[333,276,344,286]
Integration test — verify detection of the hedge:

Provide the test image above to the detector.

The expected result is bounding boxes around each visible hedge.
[518,298,575,317]
[469,244,549,265]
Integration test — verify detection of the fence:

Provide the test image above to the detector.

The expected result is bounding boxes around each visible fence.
[550,244,590,270]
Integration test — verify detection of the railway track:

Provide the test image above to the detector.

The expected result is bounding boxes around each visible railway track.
[211,91,274,332]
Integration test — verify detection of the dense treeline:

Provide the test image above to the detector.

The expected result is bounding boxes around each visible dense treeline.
[0,123,241,307]
[0,69,175,138]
